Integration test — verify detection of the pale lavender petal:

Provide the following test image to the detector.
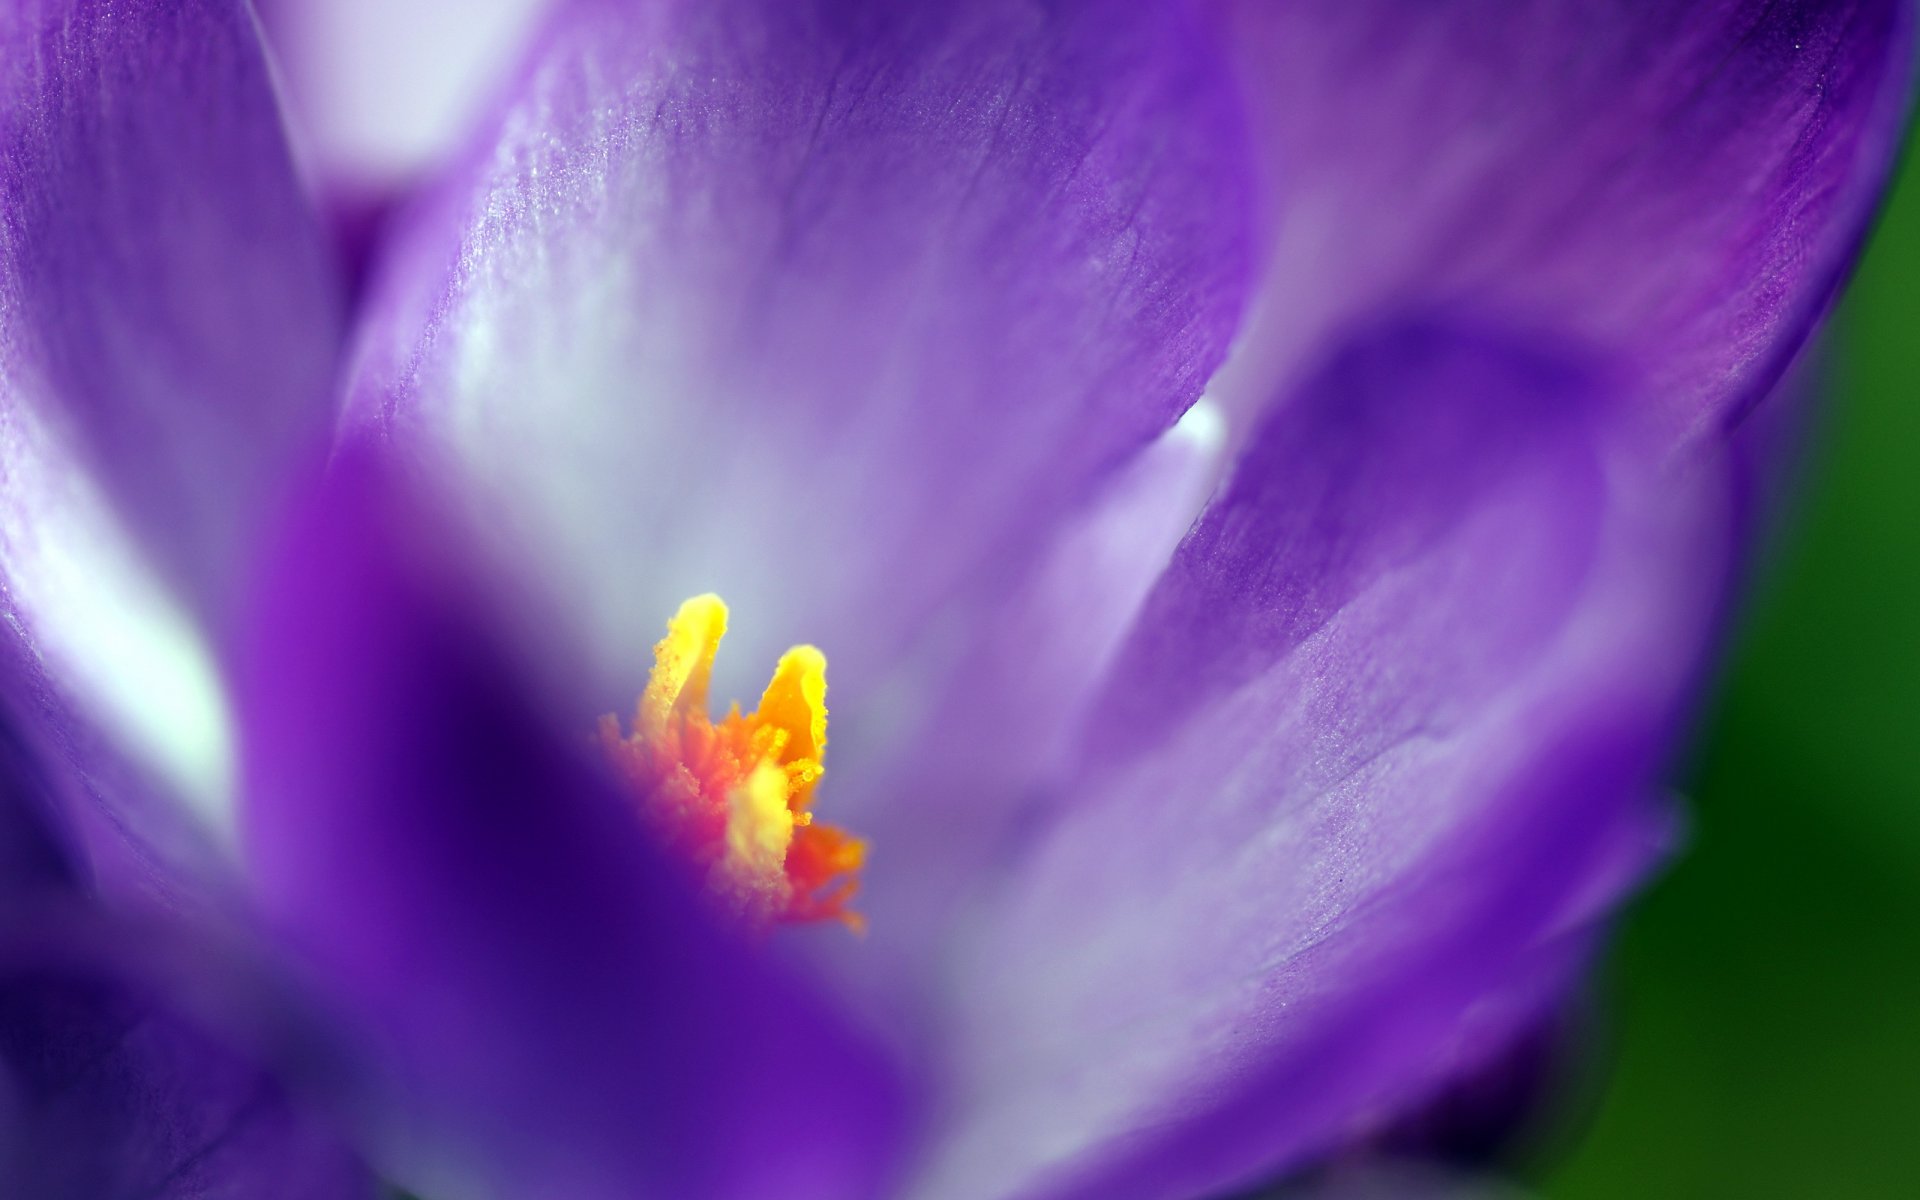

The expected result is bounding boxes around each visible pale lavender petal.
[238,451,908,1200]
[255,0,554,197]
[0,0,343,614]
[347,0,1252,704]
[813,404,1227,1011]
[913,320,1732,1200]
[1210,0,1917,444]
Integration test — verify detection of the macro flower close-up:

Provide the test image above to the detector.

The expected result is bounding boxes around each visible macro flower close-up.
[0,1,1915,1197]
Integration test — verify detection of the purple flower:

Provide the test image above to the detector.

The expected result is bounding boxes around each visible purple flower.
[0,0,1912,1197]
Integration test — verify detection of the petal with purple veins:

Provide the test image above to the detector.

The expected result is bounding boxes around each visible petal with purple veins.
[347,0,1253,705]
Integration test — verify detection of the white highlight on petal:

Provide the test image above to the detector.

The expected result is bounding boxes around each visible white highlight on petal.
[0,400,236,843]
[264,0,556,190]
[1168,393,1228,459]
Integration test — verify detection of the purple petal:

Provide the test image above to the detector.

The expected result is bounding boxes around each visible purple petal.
[0,0,343,615]
[238,450,908,1200]
[0,908,374,1200]
[0,433,246,906]
[1269,1163,1528,1200]
[913,320,1732,1199]
[0,0,345,884]
[1362,967,1588,1169]
[0,620,368,1197]
[0,613,246,911]
[818,404,1226,996]
[0,721,82,899]
[346,0,1253,703]
[1210,0,1917,444]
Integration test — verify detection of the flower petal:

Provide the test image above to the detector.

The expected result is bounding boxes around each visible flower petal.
[346,0,1253,700]
[0,0,343,614]
[914,320,1732,1199]
[0,601,368,1198]
[1269,1163,1528,1200]
[0,904,375,1200]
[0,444,243,897]
[1210,0,1917,443]
[0,720,81,900]
[255,0,554,196]
[820,404,1226,986]
[0,0,343,876]
[238,451,908,1200]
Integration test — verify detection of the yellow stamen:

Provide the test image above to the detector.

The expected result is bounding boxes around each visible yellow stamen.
[599,595,864,930]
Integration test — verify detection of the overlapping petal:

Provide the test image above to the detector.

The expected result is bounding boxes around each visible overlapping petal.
[1211,0,1917,443]
[0,912,376,1200]
[915,320,1732,1199]
[0,0,344,883]
[0,0,342,612]
[345,0,1253,704]
[238,451,908,1200]
[0,572,244,909]
[0,706,370,1198]
[825,405,1226,981]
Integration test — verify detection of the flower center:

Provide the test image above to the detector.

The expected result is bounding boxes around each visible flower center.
[598,595,865,931]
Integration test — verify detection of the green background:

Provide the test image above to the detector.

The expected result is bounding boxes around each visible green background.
[1537,143,1920,1193]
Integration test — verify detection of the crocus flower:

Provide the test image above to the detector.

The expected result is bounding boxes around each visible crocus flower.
[0,0,1911,1197]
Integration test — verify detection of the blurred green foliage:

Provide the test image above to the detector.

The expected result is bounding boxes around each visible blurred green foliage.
[1540,142,1920,1194]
